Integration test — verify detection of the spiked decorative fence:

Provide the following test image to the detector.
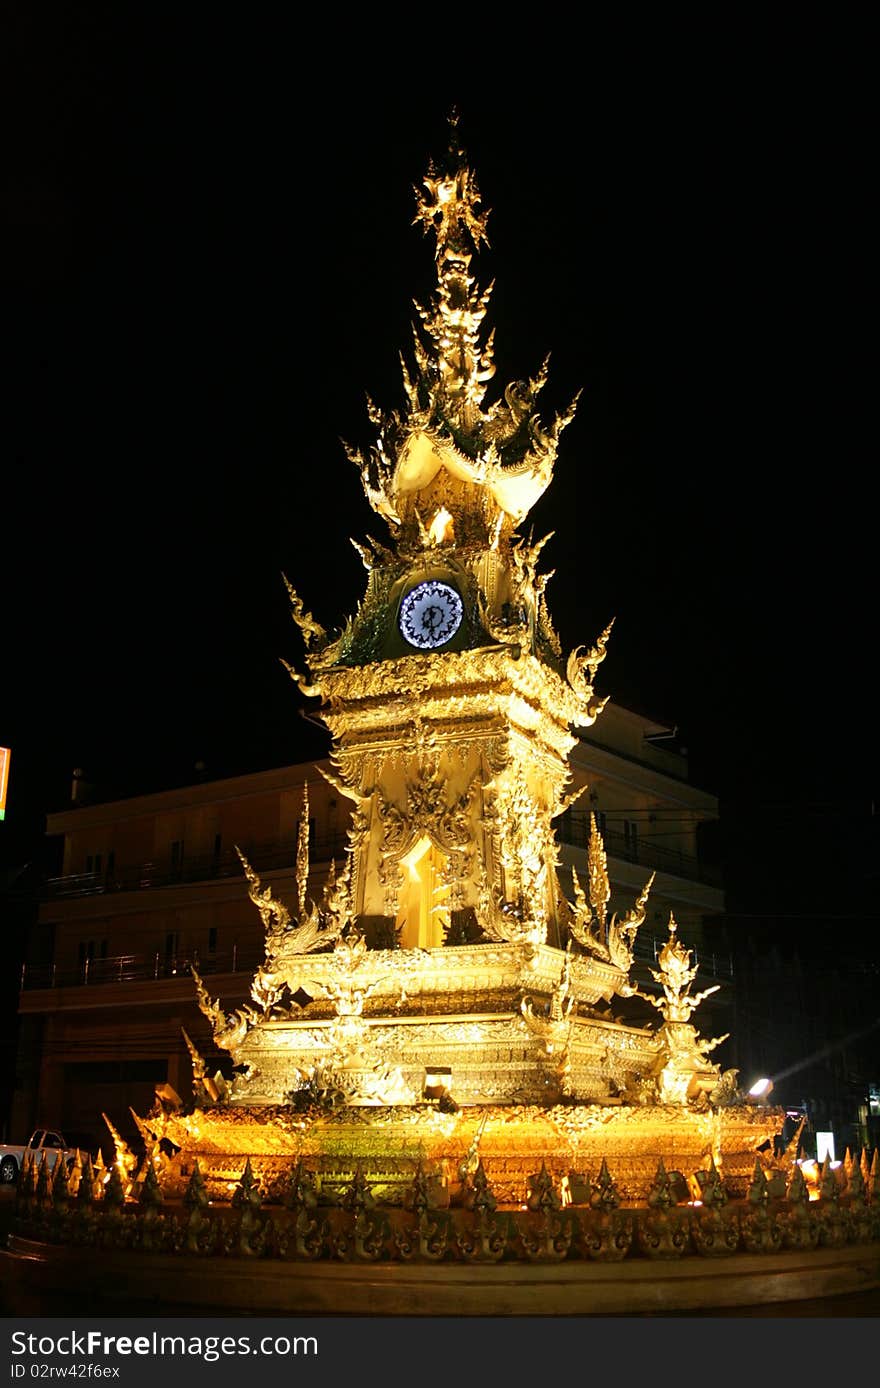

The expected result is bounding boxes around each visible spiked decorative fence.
[10,1146,880,1267]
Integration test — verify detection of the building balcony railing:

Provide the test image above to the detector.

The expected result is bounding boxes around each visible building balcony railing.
[19,943,266,993]
[557,812,722,887]
[44,819,720,902]
[20,931,732,993]
[43,831,352,900]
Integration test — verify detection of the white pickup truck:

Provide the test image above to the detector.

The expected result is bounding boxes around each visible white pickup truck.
[0,1130,76,1184]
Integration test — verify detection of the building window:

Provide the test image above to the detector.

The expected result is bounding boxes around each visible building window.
[164,932,179,977]
[78,939,107,963]
[78,939,107,976]
[85,853,103,876]
[624,820,639,861]
[207,927,218,954]
[170,840,184,878]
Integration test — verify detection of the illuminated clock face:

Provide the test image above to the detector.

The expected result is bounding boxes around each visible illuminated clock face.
[399,581,463,650]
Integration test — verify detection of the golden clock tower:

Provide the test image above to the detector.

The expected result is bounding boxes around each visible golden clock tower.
[178,118,752,1199]
[286,116,613,959]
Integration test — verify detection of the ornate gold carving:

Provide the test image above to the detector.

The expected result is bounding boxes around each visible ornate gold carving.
[280,656,324,701]
[192,964,257,1054]
[585,812,610,933]
[566,620,614,726]
[338,113,579,561]
[473,761,557,945]
[282,573,327,652]
[521,947,574,1071]
[236,788,352,1013]
[566,814,653,975]
[378,725,478,862]
[284,929,419,1107]
[632,913,721,1023]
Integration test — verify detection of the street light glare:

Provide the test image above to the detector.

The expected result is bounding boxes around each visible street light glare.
[748,1077,773,1098]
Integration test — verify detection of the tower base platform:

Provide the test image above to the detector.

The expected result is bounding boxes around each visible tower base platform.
[3,1220,879,1317]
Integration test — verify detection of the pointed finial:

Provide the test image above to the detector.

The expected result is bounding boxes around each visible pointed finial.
[296,782,311,919]
[77,1152,96,1206]
[445,106,466,167]
[184,1160,209,1209]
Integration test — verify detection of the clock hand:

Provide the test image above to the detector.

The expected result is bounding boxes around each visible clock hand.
[422,605,443,633]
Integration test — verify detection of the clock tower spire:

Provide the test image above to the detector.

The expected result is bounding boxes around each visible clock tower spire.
[285,126,615,960]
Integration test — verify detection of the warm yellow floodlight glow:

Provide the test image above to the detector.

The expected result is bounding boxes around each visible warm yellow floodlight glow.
[428,506,454,544]
[0,746,9,820]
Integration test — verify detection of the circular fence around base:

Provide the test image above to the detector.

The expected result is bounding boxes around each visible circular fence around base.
[3,1185,879,1317]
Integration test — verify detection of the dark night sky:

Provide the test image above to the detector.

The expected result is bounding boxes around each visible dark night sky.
[2,14,876,945]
